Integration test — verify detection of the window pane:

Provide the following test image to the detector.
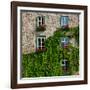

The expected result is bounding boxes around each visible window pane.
[38,38,41,43]
[39,22,41,26]
[39,17,41,20]
[42,38,45,47]
[66,61,69,67]
[64,17,67,25]
[42,17,45,25]
[38,38,41,46]
[42,38,44,42]
[65,17,68,25]
[61,16,69,26]
[42,43,45,46]
[42,17,43,25]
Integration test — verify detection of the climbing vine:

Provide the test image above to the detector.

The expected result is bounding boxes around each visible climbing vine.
[22,27,79,77]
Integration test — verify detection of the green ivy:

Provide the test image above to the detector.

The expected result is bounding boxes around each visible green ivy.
[22,27,79,77]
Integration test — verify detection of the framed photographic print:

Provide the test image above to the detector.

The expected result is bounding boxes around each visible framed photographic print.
[11,1,88,89]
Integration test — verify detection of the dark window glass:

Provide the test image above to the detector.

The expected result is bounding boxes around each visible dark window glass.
[62,61,65,64]
[42,38,44,42]
[39,17,41,20]
[42,17,44,25]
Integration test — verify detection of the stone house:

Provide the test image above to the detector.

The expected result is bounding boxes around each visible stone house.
[21,11,79,54]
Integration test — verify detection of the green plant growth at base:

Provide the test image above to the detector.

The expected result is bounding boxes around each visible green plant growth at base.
[22,27,79,77]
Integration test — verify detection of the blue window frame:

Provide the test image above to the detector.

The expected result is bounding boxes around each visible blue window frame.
[60,16,69,28]
[61,37,69,48]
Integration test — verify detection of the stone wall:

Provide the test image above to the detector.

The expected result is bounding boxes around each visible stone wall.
[21,11,79,54]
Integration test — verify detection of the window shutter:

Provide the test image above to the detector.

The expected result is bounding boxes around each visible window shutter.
[36,16,39,27]
[60,17,62,27]
[36,17,37,27]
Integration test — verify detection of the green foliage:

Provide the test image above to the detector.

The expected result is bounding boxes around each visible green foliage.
[36,25,46,31]
[72,26,79,45]
[22,27,79,77]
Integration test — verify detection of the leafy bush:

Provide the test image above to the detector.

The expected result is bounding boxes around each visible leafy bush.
[22,27,79,77]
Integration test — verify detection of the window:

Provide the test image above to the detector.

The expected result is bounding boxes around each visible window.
[60,16,69,28]
[36,16,45,27]
[61,59,69,71]
[36,36,46,52]
[36,16,46,31]
[61,37,69,48]
[61,59,67,66]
